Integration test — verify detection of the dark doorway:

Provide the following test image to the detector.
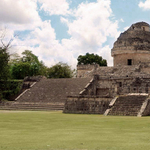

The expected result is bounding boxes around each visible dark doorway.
[128,59,132,65]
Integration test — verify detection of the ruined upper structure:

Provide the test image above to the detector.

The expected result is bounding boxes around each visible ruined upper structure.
[111,22,150,66]
[77,22,150,78]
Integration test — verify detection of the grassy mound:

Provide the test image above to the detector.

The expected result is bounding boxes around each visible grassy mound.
[0,111,150,150]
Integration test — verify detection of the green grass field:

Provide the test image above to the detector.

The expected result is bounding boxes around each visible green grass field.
[0,111,150,150]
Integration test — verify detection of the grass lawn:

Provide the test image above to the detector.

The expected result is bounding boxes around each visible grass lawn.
[0,111,150,150]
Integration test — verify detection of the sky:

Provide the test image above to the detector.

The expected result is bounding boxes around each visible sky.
[0,0,150,68]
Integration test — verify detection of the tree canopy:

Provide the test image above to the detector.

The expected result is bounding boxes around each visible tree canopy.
[10,51,74,79]
[47,62,74,78]
[0,32,13,80]
[10,50,47,79]
[0,47,10,80]
[77,53,107,66]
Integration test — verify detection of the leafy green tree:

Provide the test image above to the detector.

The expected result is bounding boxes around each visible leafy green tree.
[77,53,107,66]
[0,37,12,100]
[47,62,74,78]
[11,62,31,79]
[0,29,14,80]
[0,47,10,80]
[10,50,47,79]
[21,50,41,76]
[38,61,48,76]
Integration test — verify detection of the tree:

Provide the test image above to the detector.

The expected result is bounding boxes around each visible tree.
[47,62,74,78]
[0,47,10,80]
[38,61,48,76]
[0,32,13,100]
[21,50,41,76]
[10,50,47,79]
[0,30,13,80]
[77,53,107,66]
[11,62,31,79]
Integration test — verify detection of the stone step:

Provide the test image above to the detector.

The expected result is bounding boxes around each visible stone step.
[0,106,64,110]
[0,108,63,111]
[16,78,91,104]
[0,106,64,108]
[10,104,64,107]
[108,95,148,116]
[0,102,64,111]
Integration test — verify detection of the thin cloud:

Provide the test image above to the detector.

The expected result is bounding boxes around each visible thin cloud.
[139,0,150,10]
[38,0,71,15]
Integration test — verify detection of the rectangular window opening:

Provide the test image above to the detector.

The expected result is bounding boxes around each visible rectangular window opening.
[128,59,132,65]
[119,82,122,87]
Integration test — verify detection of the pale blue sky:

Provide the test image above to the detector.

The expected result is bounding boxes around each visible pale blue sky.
[0,0,150,68]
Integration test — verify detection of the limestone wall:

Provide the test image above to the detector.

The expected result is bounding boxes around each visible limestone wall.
[141,26,149,32]
[115,77,150,95]
[97,76,150,97]
[63,96,111,114]
[142,99,150,116]
[141,68,150,74]
[77,65,96,78]
[113,53,150,66]
[97,79,116,97]
[79,75,98,96]
[76,63,150,78]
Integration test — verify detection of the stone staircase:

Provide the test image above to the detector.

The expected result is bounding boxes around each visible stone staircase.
[108,94,149,116]
[0,102,64,111]
[0,78,91,111]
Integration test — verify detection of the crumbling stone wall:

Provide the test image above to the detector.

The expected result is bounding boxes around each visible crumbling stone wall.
[64,96,111,114]
[79,75,98,95]
[111,22,150,67]
[77,64,96,78]
[98,76,150,96]
[97,78,118,97]
[113,53,150,67]
[130,22,150,31]
[142,99,150,116]
[77,64,101,78]
[117,77,150,95]
[80,75,145,99]
[22,76,46,90]
[79,75,118,98]
[77,62,150,79]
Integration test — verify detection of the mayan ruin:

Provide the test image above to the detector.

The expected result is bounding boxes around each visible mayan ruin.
[64,21,150,116]
[1,21,150,117]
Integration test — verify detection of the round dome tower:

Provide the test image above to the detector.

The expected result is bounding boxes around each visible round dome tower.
[111,22,150,66]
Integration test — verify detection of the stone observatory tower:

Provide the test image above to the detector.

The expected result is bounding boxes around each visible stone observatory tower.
[111,22,150,67]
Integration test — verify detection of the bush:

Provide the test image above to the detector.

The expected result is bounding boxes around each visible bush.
[0,80,23,100]
[47,62,74,78]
